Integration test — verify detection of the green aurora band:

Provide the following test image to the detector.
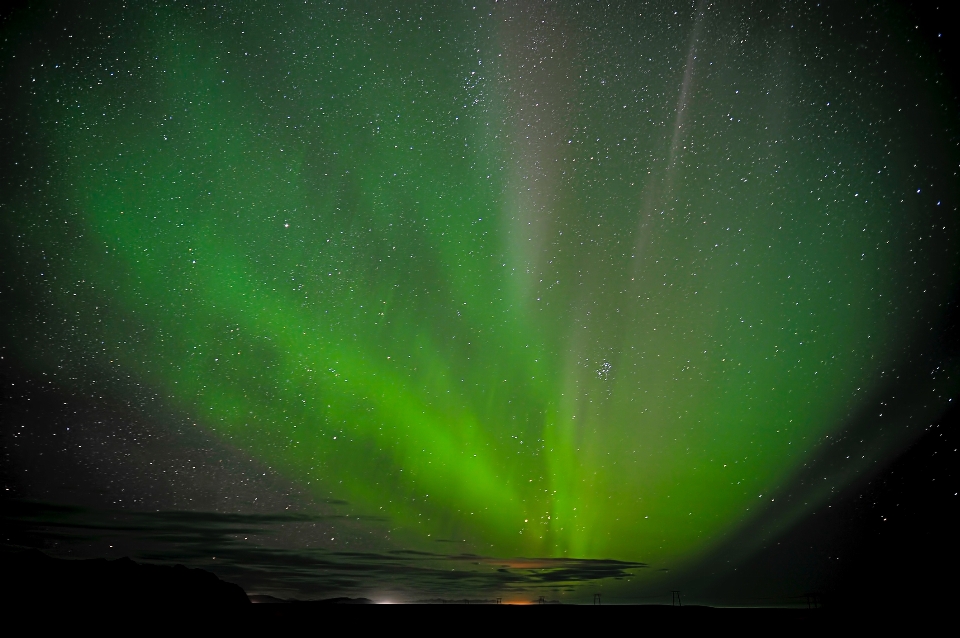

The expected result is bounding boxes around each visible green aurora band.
[2,1,958,585]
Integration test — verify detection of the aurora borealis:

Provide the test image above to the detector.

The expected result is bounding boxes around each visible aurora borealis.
[2,1,958,602]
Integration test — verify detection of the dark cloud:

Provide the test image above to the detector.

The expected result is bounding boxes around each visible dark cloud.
[1,498,647,600]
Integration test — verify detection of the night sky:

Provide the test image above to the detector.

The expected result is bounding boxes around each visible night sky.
[1,1,957,605]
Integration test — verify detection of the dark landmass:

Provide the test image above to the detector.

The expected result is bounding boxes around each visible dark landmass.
[241,600,865,636]
[0,550,933,633]
[1,548,249,609]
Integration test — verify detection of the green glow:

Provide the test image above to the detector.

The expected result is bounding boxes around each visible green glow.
[3,1,957,579]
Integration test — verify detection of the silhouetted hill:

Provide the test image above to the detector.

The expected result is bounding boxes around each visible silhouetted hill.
[0,548,249,609]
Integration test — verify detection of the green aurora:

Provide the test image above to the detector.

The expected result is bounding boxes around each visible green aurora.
[2,1,958,594]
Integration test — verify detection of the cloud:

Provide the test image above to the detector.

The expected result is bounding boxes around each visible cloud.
[0,498,647,599]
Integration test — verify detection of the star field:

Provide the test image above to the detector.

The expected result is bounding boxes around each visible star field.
[1,0,957,602]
